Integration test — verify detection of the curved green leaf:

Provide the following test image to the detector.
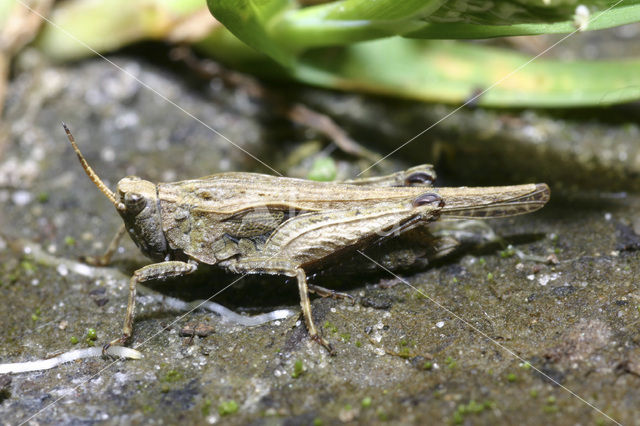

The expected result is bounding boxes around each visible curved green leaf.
[270,0,445,49]
[207,0,296,66]
[408,3,640,38]
[292,38,640,107]
[197,34,640,108]
[208,0,640,65]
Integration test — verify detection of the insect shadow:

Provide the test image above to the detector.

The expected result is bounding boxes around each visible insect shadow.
[109,227,548,324]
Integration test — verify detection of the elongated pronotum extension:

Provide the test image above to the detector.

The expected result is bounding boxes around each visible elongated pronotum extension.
[436,183,550,219]
[62,123,118,205]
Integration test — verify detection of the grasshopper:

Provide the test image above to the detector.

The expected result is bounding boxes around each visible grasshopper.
[63,124,550,354]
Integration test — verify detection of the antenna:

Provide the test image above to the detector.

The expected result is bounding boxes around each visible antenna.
[62,123,117,205]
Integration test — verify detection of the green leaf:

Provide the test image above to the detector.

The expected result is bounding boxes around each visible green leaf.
[198,30,640,107]
[30,0,640,107]
[207,0,296,66]
[34,0,204,61]
[408,3,640,39]
[291,38,640,107]
[272,0,445,50]
[208,0,640,64]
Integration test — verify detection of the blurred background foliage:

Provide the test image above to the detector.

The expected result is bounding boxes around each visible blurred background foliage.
[2,0,639,109]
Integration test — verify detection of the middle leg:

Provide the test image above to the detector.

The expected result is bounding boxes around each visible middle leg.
[295,268,334,354]
[222,258,335,353]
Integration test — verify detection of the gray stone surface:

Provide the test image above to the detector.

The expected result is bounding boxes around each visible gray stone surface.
[1,38,640,425]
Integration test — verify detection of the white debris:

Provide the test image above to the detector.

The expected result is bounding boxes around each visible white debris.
[158,295,295,326]
[538,273,560,286]
[11,190,32,206]
[0,346,142,374]
[56,263,69,277]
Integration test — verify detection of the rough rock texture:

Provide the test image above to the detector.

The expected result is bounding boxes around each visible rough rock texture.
[1,31,640,425]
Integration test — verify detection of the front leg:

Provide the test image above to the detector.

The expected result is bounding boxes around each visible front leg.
[82,224,126,266]
[104,260,198,353]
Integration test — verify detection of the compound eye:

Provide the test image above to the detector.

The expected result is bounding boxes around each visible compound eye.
[124,192,146,214]
[413,192,444,208]
[405,171,434,186]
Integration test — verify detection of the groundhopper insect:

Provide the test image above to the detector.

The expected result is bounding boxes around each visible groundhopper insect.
[63,124,550,354]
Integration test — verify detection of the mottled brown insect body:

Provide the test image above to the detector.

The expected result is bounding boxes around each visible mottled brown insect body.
[63,124,549,354]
